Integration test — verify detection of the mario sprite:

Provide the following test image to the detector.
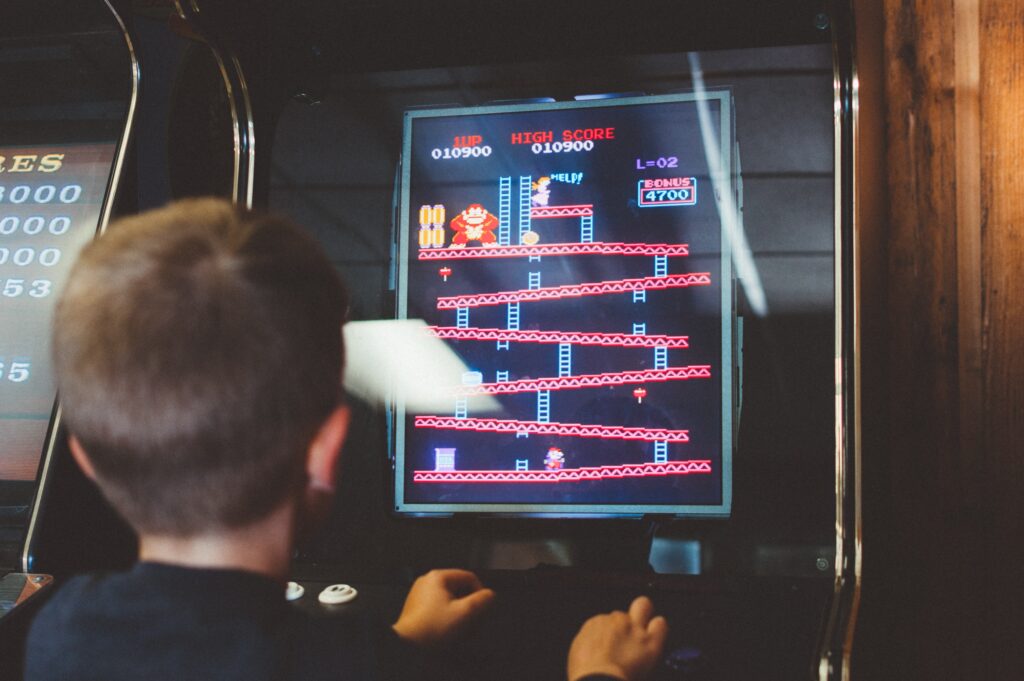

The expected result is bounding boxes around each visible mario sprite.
[545,447,565,470]
[450,203,498,248]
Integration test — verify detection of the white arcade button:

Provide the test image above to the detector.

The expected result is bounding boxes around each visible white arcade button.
[285,581,305,602]
[318,583,358,605]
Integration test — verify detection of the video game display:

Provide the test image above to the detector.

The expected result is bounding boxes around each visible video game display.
[0,143,116,482]
[394,93,734,515]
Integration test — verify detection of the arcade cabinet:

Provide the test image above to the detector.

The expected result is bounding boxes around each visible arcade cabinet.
[4,1,862,680]
[256,2,859,679]
[0,0,136,673]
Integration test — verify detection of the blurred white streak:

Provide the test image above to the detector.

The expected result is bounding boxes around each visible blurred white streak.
[343,319,502,414]
[688,52,769,317]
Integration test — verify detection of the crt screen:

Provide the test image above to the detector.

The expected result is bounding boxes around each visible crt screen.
[395,93,735,515]
[0,143,115,482]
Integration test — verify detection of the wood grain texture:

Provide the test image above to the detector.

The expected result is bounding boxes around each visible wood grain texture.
[855,1,1024,678]
[955,0,983,474]
[978,2,1024,672]
[879,1,966,679]
[980,0,1024,532]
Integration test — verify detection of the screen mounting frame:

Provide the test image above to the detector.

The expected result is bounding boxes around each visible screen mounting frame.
[392,91,737,518]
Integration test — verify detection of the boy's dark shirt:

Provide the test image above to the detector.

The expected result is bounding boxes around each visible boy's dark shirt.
[24,562,418,681]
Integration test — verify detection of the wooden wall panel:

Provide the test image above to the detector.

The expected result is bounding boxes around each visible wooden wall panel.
[876,1,968,678]
[855,1,1024,679]
[978,1,1024,671]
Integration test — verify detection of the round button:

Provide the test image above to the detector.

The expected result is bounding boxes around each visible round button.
[285,581,305,602]
[318,583,358,605]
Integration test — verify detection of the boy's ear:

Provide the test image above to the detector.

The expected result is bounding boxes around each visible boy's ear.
[68,435,97,481]
[306,405,351,492]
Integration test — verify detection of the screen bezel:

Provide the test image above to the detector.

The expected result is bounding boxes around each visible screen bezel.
[392,92,735,517]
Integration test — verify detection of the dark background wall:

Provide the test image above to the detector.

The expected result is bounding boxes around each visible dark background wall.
[854,0,1023,678]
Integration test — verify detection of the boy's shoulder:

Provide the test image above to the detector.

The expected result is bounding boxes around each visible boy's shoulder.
[30,563,284,634]
[25,569,135,681]
[25,564,419,681]
[25,564,281,680]
[29,569,122,630]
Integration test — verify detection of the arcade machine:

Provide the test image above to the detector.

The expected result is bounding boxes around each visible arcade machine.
[3,1,861,680]
[256,2,859,679]
[1,0,260,583]
[0,0,136,672]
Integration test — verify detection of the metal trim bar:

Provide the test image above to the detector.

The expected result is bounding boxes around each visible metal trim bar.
[21,0,141,573]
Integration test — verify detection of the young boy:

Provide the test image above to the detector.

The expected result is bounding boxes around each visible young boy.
[25,198,667,681]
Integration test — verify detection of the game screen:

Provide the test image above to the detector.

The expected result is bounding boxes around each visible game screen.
[0,143,116,483]
[394,93,735,516]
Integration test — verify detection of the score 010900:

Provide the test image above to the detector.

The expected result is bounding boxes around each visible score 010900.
[431,145,493,159]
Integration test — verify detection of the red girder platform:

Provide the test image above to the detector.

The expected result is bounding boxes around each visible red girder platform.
[417,242,690,260]
[436,272,712,309]
[454,365,712,395]
[530,204,593,219]
[413,460,713,483]
[413,416,691,442]
[427,326,690,348]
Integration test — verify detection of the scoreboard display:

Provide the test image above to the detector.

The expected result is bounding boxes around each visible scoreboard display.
[393,92,736,517]
[0,143,117,483]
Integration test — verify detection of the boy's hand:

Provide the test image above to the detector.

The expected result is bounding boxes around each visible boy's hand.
[566,596,669,681]
[392,569,495,647]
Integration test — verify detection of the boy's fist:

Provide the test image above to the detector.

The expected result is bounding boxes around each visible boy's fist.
[567,596,669,681]
[393,569,495,647]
